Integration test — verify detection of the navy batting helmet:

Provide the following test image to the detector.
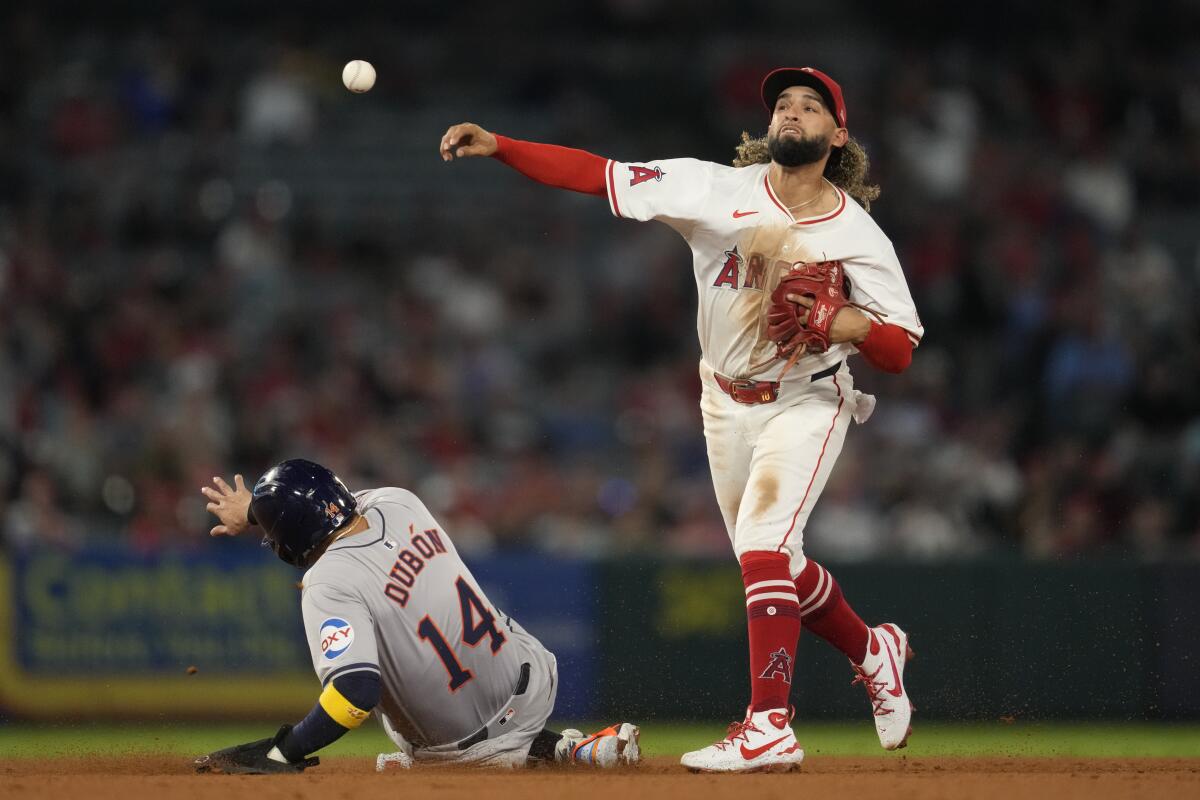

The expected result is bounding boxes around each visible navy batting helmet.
[248,459,357,567]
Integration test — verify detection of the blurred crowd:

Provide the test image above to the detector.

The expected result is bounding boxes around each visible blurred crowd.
[2,1,1199,562]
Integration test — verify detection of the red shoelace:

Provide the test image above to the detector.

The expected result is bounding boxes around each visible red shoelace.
[712,719,763,751]
[851,663,894,716]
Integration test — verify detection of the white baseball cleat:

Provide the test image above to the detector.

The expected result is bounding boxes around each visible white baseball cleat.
[853,623,914,750]
[680,707,804,773]
[559,723,641,767]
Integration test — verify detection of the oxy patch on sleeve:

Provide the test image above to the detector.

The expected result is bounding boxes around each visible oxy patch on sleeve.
[319,617,355,660]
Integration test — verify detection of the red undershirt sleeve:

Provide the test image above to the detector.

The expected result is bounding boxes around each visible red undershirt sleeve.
[857,321,914,374]
[491,135,608,196]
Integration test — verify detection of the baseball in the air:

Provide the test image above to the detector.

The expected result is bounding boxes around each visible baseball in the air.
[342,60,376,93]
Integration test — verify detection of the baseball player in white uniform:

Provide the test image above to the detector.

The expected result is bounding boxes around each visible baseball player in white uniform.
[196,459,639,773]
[441,66,921,772]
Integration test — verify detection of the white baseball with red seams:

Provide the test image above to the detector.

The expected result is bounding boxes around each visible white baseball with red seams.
[342,60,376,93]
[605,159,923,574]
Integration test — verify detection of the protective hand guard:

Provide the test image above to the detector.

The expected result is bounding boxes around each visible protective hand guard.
[764,260,884,373]
[194,724,319,775]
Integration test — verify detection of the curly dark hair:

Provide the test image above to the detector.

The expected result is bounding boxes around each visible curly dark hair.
[733,133,881,212]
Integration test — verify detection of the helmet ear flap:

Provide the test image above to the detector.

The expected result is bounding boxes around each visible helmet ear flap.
[248,494,268,531]
[250,491,302,566]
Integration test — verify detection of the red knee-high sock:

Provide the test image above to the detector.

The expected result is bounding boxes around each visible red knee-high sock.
[741,551,801,712]
[794,559,870,665]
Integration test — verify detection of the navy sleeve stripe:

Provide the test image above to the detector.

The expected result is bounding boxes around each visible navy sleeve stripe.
[322,661,381,686]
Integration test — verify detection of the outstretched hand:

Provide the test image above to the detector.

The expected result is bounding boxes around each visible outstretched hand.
[439,122,497,161]
[201,474,253,537]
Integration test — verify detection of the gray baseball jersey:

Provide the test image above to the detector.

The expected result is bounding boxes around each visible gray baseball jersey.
[300,487,557,756]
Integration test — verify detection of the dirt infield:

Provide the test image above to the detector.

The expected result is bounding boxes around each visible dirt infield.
[3,756,1197,800]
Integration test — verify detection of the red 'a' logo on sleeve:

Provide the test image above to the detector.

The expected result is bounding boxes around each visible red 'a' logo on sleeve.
[628,165,666,186]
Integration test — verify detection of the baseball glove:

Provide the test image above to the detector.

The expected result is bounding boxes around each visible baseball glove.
[194,724,319,774]
[763,259,884,375]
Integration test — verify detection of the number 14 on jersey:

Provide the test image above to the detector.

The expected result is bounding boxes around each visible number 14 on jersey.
[417,577,507,691]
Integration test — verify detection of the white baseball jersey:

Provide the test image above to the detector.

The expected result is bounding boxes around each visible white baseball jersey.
[300,487,557,761]
[603,157,922,574]
[603,159,923,383]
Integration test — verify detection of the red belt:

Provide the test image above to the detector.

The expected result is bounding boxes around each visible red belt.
[713,362,841,406]
[714,373,780,405]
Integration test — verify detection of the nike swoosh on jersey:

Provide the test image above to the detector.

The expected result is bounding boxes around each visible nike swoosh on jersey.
[740,736,789,760]
[732,209,759,218]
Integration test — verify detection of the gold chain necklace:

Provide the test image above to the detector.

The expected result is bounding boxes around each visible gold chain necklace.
[785,179,828,213]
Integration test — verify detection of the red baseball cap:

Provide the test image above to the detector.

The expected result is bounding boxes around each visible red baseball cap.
[761,67,847,129]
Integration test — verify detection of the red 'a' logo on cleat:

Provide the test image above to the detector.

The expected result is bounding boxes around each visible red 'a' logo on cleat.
[759,647,794,684]
[628,165,666,186]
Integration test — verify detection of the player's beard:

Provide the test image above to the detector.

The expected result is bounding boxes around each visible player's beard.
[768,131,831,167]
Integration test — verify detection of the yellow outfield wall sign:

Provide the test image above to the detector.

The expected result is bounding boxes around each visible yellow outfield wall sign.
[0,545,316,718]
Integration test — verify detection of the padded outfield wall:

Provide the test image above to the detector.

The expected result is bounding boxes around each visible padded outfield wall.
[0,546,1195,721]
[0,545,597,720]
